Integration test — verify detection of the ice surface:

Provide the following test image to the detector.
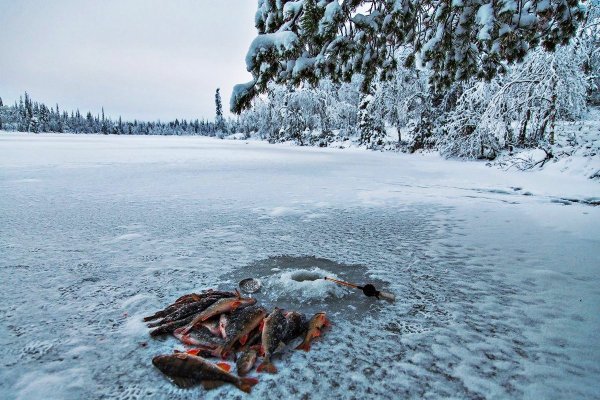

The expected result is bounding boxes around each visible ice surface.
[0,133,598,399]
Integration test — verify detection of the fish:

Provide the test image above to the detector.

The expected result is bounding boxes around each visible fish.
[180,292,256,335]
[174,290,237,304]
[236,348,258,376]
[282,311,308,343]
[173,293,202,304]
[149,315,195,337]
[295,312,330,352]
[146,296,221,328]
[256,308,288,374]
[152,352,258,393]
[144,290,236,322]
[212,305,267,359]
[144,301,189,322]
[173,324,225,347]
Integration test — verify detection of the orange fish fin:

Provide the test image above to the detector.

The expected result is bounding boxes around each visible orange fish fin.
[256,361,277,374]
[201,380,225,390]
[186,348,201,356]
[216,362,231,372]
[237,377,259,393]
[239,334,248,346]
[231,300,243,311]
[171,376,198,388]
[312,330,321,338]
[258,319,265,332]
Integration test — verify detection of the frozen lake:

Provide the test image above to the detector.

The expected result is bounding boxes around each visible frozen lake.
[1,133,599,399]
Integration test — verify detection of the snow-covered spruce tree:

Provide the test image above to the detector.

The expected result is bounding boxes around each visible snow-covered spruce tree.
[0,97,4,130]
[358,92,385,149]
[215,88,226,136]
[231,0,585,113]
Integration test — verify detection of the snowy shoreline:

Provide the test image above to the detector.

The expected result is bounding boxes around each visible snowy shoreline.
[2,130,597,197]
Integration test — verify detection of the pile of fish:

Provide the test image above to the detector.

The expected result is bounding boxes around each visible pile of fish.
[144,289,330,393]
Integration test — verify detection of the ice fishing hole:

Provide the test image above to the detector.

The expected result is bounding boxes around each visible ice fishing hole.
[289,270,323,282]
[228,256,388,320]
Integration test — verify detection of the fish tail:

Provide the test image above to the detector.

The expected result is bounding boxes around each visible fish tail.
[256,360,277,374]
[143,314,159,322]
[149,326,166,337]
[295,341,311,352]
[237,377,259,393]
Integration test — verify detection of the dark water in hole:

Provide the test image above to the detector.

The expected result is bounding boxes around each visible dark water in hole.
[226,255,390,321]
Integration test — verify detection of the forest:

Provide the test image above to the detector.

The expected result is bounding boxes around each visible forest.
[1,2,598,162]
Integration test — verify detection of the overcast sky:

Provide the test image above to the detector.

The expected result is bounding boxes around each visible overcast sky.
[0,1,257,121]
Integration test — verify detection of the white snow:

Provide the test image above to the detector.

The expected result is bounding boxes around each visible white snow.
[283,0,303,18]
[266,206,304,217]
[245,31,299,70]
[319,1,342,33]
[0,133,598,399]
[476,3,494,40]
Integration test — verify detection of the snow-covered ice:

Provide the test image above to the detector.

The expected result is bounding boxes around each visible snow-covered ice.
[0,133,598,399]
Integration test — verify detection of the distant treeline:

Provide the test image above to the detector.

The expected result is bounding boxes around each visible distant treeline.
[0,92,229,136]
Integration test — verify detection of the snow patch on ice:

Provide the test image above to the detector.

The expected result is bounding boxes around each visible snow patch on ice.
[267,206,304,217]
[121,314,148,337]
[111,233,143,241]
[9,178,40,183]
[303,212,328,220]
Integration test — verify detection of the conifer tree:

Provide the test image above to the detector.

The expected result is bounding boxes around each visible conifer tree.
[232,0,585,112]
[215,88,226,134]
[358,93,385,149]
[101,107,109,134]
